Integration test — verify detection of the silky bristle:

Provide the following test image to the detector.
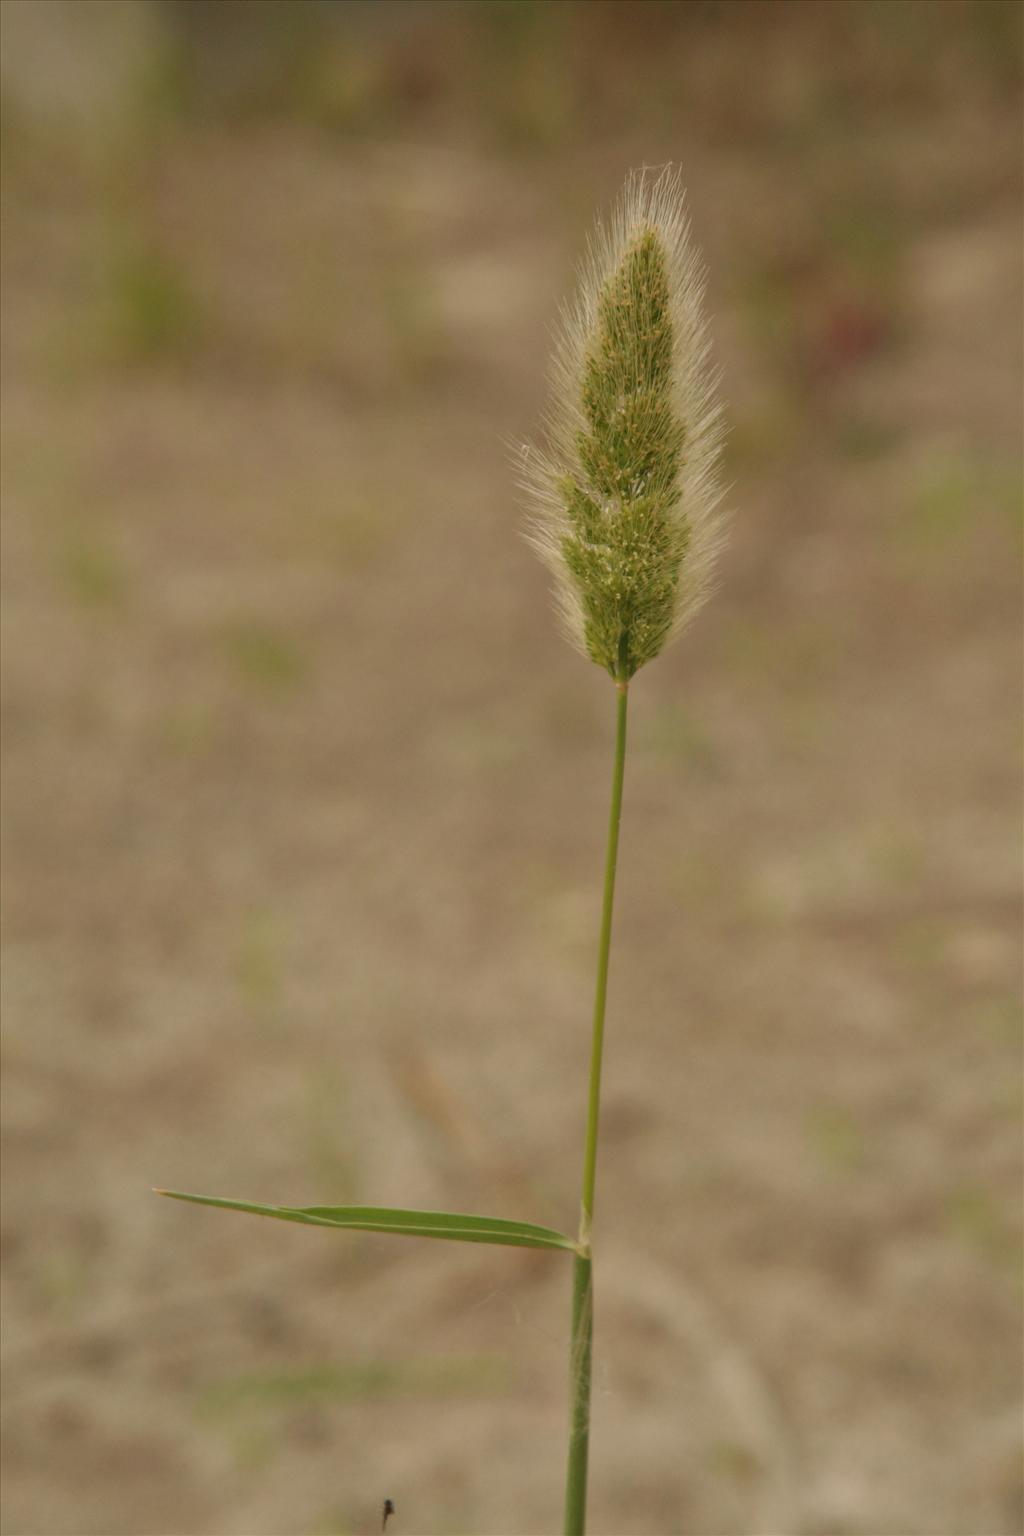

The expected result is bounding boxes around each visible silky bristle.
[519,166,726,678]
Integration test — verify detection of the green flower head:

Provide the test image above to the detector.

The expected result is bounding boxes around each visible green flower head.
[521,167,725,681]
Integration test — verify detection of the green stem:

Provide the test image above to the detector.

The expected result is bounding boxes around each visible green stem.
[564,1250,593,1536]
[564,649,630,1536]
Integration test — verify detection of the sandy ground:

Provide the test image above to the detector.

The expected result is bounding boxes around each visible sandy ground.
[1,5,1022,1534]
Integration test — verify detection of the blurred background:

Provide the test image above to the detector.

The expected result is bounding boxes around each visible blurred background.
[1,2,1021,1534]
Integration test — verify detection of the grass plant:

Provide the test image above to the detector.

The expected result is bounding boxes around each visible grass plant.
[157,165,724,1535]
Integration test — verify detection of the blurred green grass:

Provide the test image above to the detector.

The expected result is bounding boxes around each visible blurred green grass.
[104,242,202,365]
[196,1355,511,1414]
[225,625,307,692]
[57,530,127,608]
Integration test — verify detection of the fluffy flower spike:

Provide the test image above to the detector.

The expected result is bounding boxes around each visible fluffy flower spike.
[521,166,725,680]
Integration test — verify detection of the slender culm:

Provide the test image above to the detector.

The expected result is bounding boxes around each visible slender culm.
[522,167,725,1536]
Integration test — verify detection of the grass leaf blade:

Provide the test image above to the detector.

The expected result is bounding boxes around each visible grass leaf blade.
[155,1190,578,1253]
